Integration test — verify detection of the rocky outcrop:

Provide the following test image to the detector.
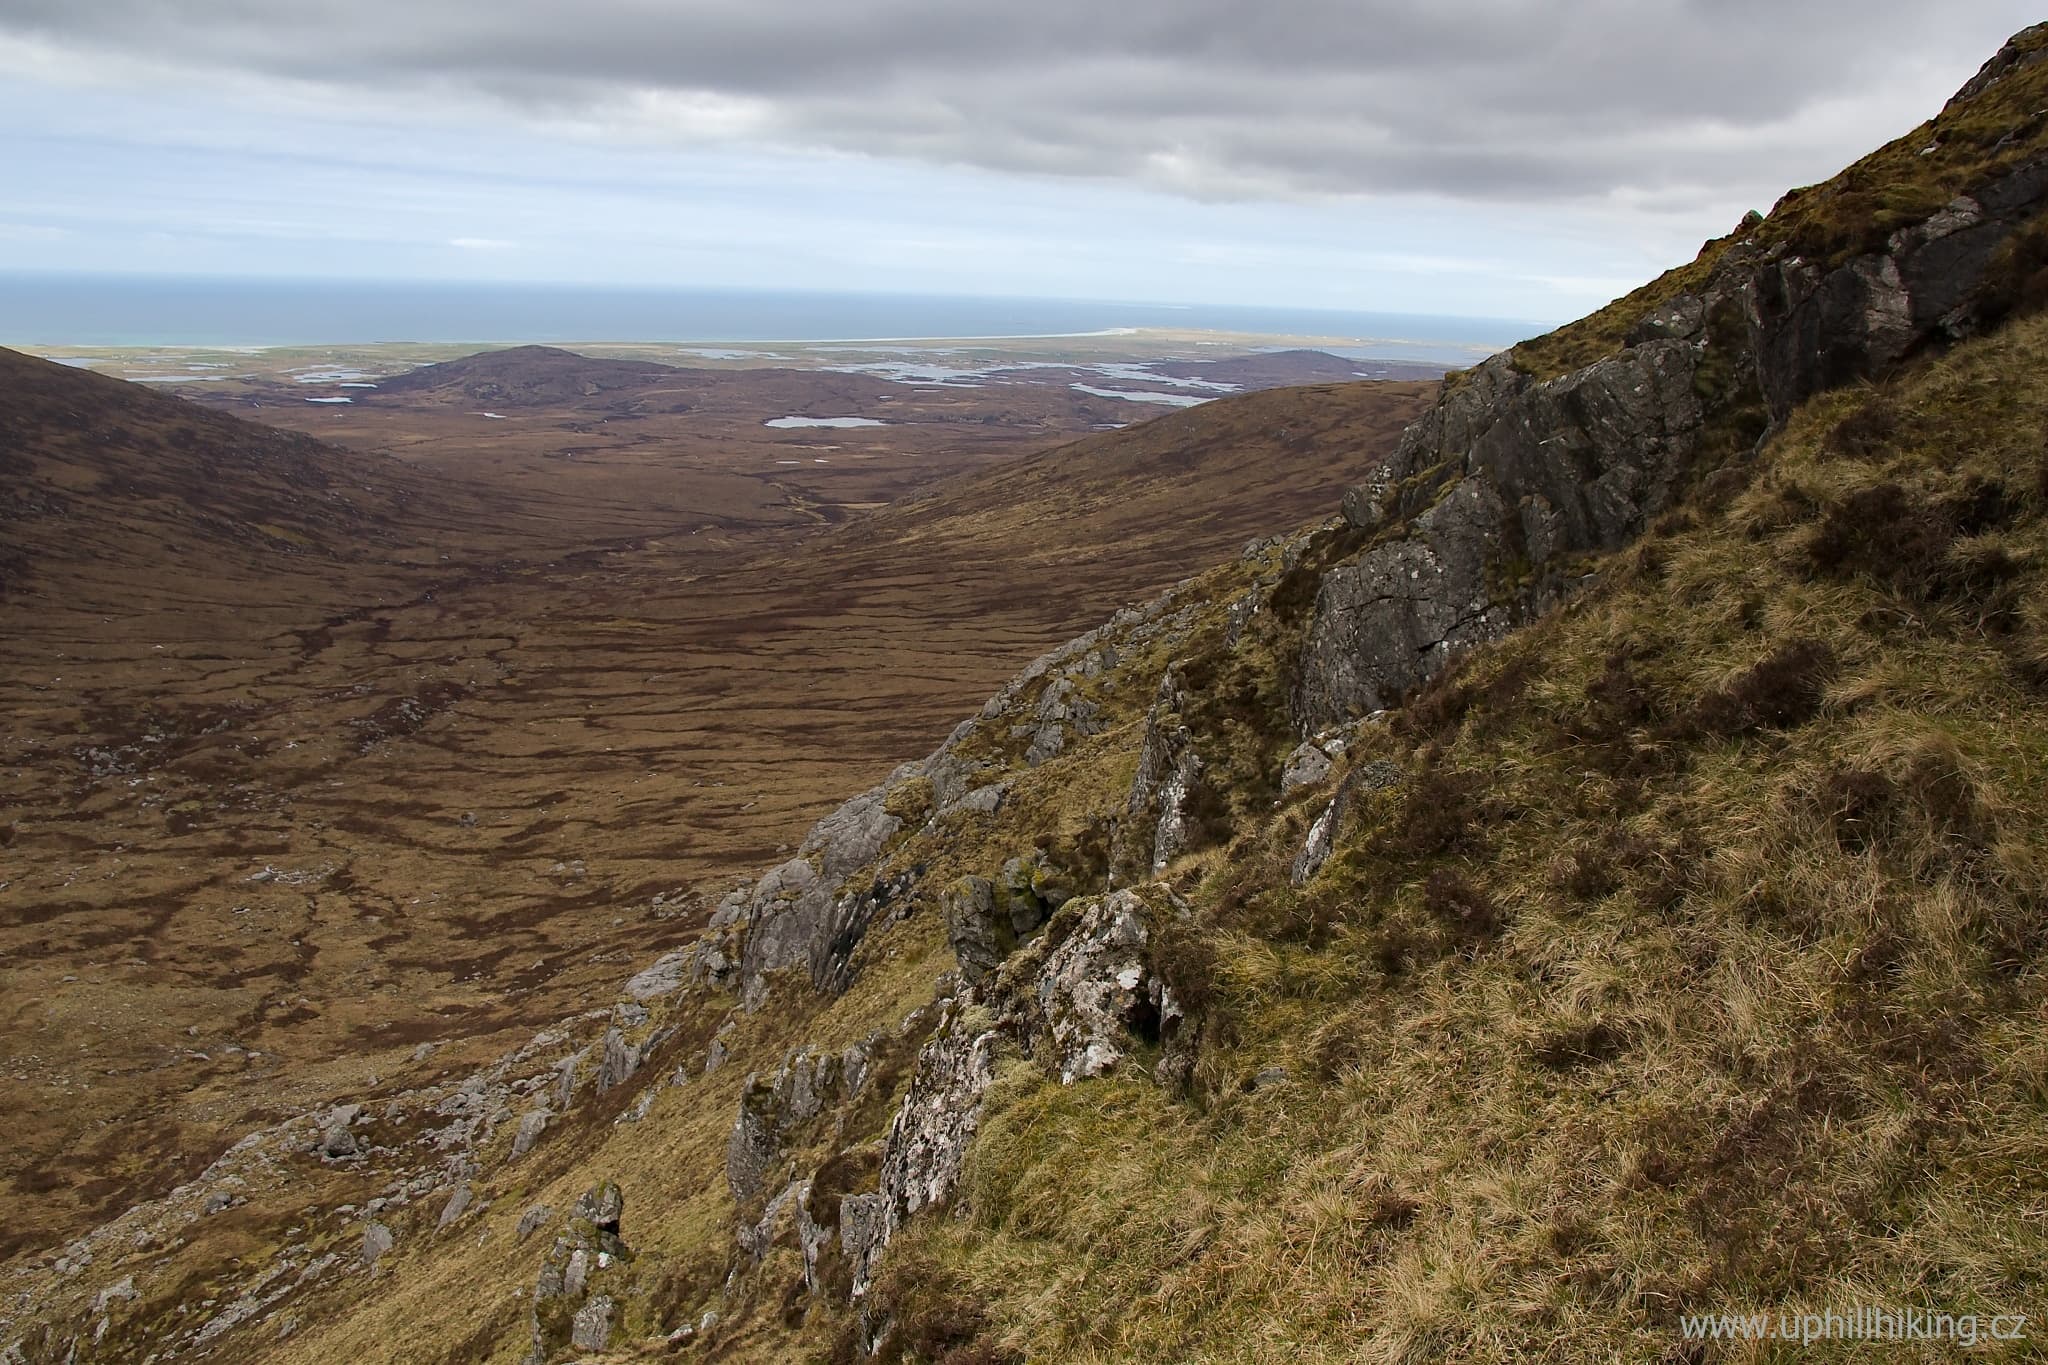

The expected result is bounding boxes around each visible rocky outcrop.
[726,1048,863,1210]
[1298,153,2048,734]
[1019,675,1106,765]
[1115,667,1206,882]
[1297,334,1705,733]
[940,876,1004,985]
[811,866,922,996]
[1279,737,1338,793]
[1292,759,1403,885]
[1748,164,2048,419]
[841,886,1185,1302]
[526,1183,631,1365]
[1022,889,1183,1085]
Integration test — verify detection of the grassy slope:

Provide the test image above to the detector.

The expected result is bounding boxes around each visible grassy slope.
[878,306,2048,1363]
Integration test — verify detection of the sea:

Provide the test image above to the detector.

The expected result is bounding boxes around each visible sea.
[0,274,1549,366]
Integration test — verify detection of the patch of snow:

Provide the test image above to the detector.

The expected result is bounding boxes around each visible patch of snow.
[764,416,885,429]
[304,396,352,404]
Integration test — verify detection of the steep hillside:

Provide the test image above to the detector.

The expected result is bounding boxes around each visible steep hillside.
[10,27,2048,1365]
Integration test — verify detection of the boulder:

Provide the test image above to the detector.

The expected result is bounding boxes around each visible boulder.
[437,1183,473,1230]
[1293,761,1402,885]
[1029,890,1183,1085]
[1280,742,1333,793]
[511,1110,549,1160]
[568,1295,615,1352]
[621,951,689,1002]
[595,1028,638,1094]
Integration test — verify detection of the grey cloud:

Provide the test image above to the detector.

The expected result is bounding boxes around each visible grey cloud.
[1,0,2038,204]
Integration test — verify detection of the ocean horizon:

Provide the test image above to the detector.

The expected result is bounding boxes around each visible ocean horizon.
[0,273,1553,365]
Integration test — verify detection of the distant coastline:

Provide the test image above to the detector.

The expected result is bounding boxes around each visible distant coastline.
[0,273,1548,366]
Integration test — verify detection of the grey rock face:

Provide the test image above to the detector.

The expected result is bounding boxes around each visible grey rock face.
[550,1049,586,1112]
[941,781,1009,818]
[1023,676,1106,766]
[361,1222,393,1270]
[941,876,1003,985]
[573,1182,624,1233]
[944,855,1070,986]
[516,1204,555,1241]
[511,1109,549,1160]
[733,1174,835,1299]
[800,785,902,886]
[621,951,689,1002]
[1340,464,1398,530]
[596,1027,639,1095]
[845,1005,1001,1300]
[846,886,1185,1299]
[737,856,831,1009]
[1947,23,2048,107]
[1028,890,1183,1085]
[811,865,922,996]
[1298,489,1512,725]
[732,780,912,1008]
[1750,160,2048,422]
[528,1184,630,1365]
[436,1183,473,1230]
[1280,741,1333,793]
[1117,667,1205,882]
[726,1049,851,1209]
[1300,338,1702,734]
[569,1295,615,1352]
[1302,168,2048,738]
[1291,760,1402,885]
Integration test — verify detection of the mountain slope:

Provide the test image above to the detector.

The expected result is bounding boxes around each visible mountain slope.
[0,347,436,618]
[10,26,2048,1365]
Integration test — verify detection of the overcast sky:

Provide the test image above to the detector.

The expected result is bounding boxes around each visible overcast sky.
[0,2,2037,320]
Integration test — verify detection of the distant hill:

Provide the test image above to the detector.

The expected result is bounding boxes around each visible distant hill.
[0,347,441,621]
[368,343,683,406]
